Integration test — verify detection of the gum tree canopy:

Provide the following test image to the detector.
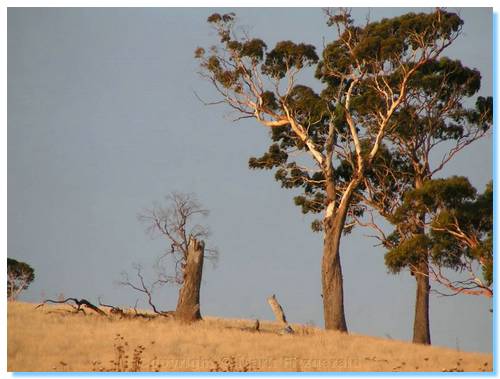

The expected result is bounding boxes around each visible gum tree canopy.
[196,9,465,331]
[355,49,492,343]
[380,178,492,343]
[386,178,492,298]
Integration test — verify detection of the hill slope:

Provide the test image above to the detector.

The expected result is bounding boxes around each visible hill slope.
[7,302,492,372]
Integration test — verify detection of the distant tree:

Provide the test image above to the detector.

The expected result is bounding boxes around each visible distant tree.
[121,192,217,321]
[386,178,492,298]
[196,8,464,331]
[7,258,35,301]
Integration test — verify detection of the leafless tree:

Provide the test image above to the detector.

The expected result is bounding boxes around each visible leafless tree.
[138,192,218,284]
[121,192,217,316]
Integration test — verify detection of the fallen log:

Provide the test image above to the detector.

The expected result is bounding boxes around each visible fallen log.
[36,297,107,316]
[36,296,175,320]
[98,298,129,318]
[97,298,164,319]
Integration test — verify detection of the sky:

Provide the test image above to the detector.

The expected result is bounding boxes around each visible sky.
[8,7,493,352]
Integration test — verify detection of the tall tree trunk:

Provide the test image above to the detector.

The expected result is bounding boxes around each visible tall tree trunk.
[412,259,431,344]
[322,214,348,332]
[412,174,431,344]
[176,237,204,323]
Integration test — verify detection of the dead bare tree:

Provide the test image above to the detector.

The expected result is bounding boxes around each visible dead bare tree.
[138,192,217,284]
[121,192,218,322]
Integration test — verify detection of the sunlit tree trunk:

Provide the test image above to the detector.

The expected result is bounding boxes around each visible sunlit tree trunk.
[176,238,204,323]
[321,176,350,332]
[322,219,348,331]
[413,260,431,344]
[412,175,431,344]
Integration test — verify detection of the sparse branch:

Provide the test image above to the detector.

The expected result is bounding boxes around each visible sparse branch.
[431,127,489,176]
[427,265,492,298]
[352,208,390,247]
[118,265,167,315]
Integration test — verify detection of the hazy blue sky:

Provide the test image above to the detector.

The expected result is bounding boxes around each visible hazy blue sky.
[8,8,492,352]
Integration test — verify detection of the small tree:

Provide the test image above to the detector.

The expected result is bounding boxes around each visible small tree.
[7,258,35,301]
[196,9,464,331]
[122,192,217,321]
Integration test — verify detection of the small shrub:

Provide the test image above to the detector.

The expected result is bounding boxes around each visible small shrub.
[91,334,161,372]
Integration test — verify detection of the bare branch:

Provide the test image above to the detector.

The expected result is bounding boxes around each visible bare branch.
[138,192,218,283]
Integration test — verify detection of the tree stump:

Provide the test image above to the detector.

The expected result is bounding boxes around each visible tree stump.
[175,237,204,323]
[267,294,287,324]
[267,294,294,333]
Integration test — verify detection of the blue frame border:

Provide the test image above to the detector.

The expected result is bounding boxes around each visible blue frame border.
[492,7,498,377]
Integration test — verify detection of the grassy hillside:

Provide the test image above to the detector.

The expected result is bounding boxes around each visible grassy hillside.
[7,301,492,372]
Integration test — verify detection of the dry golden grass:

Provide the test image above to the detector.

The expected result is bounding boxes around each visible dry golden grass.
[8,301,492,372]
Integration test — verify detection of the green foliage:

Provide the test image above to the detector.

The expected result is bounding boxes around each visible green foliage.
[248,144,288,170]
[198,9,472,232]
[431,180,492,285]
[469,96,493,129]
[409,57,480,97]
[349,14,492,288]
[7,258,35,299]
[385,234,432,273]
[384,178,492,286]
[262,41,318,79]
[387,58,489,147]
[363,144,414,215]
[390,176,477,225]
[318,11,463,82]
